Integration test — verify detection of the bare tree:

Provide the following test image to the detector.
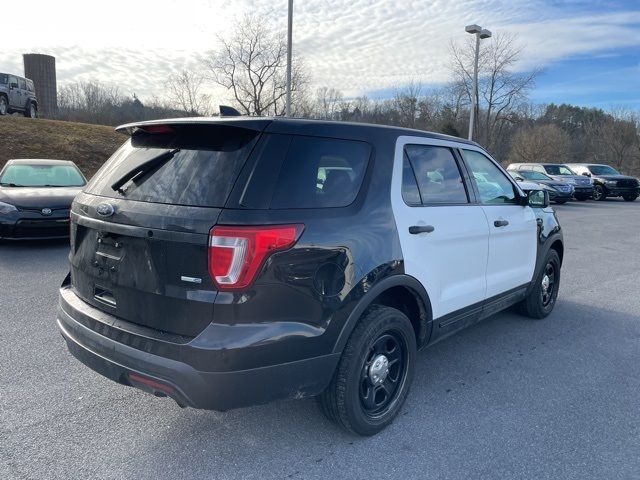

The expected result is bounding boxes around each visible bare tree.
[449,33,539,153]
[314,87,343,119]
[585,109,639,172]
[204,14,309,116]
[509,124,571,165]
[167,70,212,116]
[392,82,422,129]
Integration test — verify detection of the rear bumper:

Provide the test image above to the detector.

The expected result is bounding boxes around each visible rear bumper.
[57,285,340,411]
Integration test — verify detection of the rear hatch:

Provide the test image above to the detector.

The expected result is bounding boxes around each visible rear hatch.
[69,121,264,337]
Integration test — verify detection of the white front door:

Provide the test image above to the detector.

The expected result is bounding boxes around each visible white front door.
[391,138,489,320]
[460,149,537,298]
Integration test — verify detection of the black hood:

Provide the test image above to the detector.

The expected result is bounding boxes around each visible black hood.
[0,186,83,209]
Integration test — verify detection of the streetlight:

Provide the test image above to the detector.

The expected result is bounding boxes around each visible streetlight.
[285,0,293,117]
[465,24,491,141]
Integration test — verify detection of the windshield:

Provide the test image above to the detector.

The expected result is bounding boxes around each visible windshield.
[0,164,86,187]
[543,165,575,176]
[589,165,620,175]
[520,170,552,181]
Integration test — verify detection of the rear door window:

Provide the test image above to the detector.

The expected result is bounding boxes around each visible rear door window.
[18,78,26,90]
[242,134,371,209]
[85,125,259,207]
[404,144,469,204]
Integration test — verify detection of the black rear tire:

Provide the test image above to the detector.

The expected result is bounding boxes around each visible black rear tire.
[0,96,7,116]
[592,185,606,201]
[517,249,561,319]
[317,305,416,436]
[623,194,638,202]
[25,103,37,118]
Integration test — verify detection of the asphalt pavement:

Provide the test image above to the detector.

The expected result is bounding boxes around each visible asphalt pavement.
[1,199,639,480]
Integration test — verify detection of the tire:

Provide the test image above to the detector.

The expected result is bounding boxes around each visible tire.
[517,249,561,319]
[25,103,37,118]
[317,305,417,436]
[623,194,638,202]
[0,96,7,116]
[592,185,606,201]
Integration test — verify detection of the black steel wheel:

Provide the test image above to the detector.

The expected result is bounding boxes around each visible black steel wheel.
[359,331,407,417]
[540,261,556,307]
[517,249,561,319]
[317,305,416,436]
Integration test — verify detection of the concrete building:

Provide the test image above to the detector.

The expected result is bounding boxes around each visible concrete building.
[23,53,57,117]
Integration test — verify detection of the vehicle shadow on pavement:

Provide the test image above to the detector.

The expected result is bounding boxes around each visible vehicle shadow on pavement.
[117,298,639,478]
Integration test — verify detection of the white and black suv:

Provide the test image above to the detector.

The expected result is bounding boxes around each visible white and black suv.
[57,118,563,436]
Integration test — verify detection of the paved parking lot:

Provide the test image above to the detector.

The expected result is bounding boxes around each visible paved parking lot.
[2,199,639,480]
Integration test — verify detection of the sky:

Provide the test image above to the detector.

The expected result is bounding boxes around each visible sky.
[1,0,639,109]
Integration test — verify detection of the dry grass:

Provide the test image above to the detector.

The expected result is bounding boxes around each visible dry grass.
[0,115,126,178]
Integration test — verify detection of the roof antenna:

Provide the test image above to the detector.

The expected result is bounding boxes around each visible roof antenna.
[219,105,242,117]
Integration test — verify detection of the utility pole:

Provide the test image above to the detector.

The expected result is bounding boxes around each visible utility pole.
[285,0,293,117]
[465,24,492,141]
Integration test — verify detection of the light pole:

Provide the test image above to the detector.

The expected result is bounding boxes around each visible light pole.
[465,24,491,141]
[285,0,293,117]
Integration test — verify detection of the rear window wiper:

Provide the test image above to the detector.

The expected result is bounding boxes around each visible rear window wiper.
[111,148,180,193]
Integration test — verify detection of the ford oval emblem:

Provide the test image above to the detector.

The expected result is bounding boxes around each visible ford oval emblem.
[41,208,52,216]
[96,203,115,217]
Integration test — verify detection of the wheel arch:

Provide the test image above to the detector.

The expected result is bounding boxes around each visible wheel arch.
[550,238,564,265]
[333,274,433,353]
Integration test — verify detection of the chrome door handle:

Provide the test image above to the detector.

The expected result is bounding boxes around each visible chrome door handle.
[409,225,435,234]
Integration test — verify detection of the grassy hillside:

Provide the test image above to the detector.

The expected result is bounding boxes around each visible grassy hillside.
[0,115,125,178]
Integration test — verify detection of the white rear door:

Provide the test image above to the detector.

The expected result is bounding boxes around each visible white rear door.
[391,137,489,320]
[460,148,537,298]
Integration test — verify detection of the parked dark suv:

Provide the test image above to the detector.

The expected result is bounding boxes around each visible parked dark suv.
[0,73,38,118]
[57,118,564,435]
[566,163,639,202]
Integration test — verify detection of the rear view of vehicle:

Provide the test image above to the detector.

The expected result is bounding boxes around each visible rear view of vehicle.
[57,118,377,418]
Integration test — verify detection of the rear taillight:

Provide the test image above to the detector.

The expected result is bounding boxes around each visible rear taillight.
[208,224,304,290]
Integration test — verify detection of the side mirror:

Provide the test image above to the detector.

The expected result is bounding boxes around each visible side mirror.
[582,172,591,177]
[527,190,549,208]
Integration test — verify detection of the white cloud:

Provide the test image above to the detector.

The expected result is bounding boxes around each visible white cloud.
[0,0,638,102]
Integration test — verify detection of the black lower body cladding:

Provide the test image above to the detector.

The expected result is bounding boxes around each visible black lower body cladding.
[57,284,340,410]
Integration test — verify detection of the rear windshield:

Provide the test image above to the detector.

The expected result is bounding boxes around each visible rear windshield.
[0,164,86,187]
[85,125,259,207]
[241,134,371,209]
